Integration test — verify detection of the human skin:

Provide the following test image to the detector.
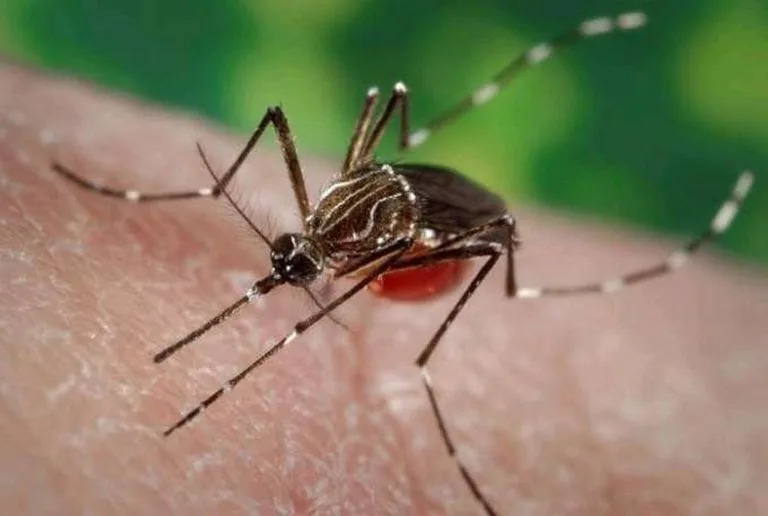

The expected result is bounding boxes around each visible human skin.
[1,61,766,515]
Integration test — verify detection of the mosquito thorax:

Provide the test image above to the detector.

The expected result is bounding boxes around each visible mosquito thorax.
[270,233,325,286]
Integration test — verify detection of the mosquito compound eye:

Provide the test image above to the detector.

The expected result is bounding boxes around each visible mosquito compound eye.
[270,233,323,285]
[271,233,295,257]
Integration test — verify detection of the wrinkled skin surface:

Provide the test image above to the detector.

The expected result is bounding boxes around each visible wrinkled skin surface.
[1,62,767,515]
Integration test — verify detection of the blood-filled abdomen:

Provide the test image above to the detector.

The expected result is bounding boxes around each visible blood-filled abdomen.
[368,259,467,301]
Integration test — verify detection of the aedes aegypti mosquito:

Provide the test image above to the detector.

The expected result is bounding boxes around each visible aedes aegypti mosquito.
[53,10,754,515]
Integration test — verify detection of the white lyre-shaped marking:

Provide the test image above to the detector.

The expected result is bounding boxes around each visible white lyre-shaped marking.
[316,177,395,235]
[316,174,370,204]
[336,193,404,244]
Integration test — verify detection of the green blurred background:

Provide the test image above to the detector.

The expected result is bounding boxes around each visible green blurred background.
[2,0,766,262]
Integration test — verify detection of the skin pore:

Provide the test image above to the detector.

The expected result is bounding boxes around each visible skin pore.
[1,62,766,515]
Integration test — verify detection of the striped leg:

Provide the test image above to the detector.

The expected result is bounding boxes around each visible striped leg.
[375,219,516,515]
[153,277,277,364]
[394,172,750,515]
[515,171,754,299]
[342,87,380,176]
[162,237,413,436]
[358,82,411,162]
[339,81,411,176]
[416,249,502,516]
[405,10,648,149]
[366,239,504,513]
[53,107,312,223]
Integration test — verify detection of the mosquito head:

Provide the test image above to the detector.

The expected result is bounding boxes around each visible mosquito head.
[269,233,325,286]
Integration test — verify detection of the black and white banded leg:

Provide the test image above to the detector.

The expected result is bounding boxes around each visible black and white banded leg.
[342,86,380,175]
[366,169,750,514]
[161,237,413,436]
[340,81,412,177]
[344,9,650,167]
[512,171,754,299]
[370,216,517,515]
[361,81,411,159]
[405,10,648,149]
[417,251,502,515]
[153,277,269,364]
[344,12,647,165]
[53,106,313,224]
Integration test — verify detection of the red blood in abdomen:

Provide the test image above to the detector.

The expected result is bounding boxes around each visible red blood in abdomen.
[368,260,466,301]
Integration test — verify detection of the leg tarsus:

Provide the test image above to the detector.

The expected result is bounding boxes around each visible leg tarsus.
[403,10,648,150]
[52,106,312,227]
[514,170,753,299]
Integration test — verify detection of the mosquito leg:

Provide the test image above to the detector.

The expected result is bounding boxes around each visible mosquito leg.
[52,107,312,222]
[204,106,313,222]
[51,162,217,202]
[505,221,519,296]
[264,107,312,223]
[195,143,274,248]
[153,275,281,363]
[162,238,413,437]
[153,294,248,364]
[342,87,380,176]
[416,250,502,516]
[359,81,411,161]
[51,115,281,203]
[405,10,648,149]
[514,171,754,299]
[434,214,517,252]
[351,216,515,514]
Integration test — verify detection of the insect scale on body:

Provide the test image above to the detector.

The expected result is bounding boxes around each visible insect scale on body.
[52,10,754,515]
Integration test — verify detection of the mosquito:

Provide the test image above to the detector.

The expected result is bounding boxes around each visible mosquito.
[52,10,754,515]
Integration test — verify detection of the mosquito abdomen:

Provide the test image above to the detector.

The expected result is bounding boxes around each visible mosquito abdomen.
[368,259,467,301]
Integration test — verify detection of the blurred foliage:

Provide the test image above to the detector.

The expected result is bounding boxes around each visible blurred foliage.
[1,0,766,262]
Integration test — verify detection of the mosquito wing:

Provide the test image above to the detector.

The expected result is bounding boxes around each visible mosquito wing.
[395,163,508,239]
